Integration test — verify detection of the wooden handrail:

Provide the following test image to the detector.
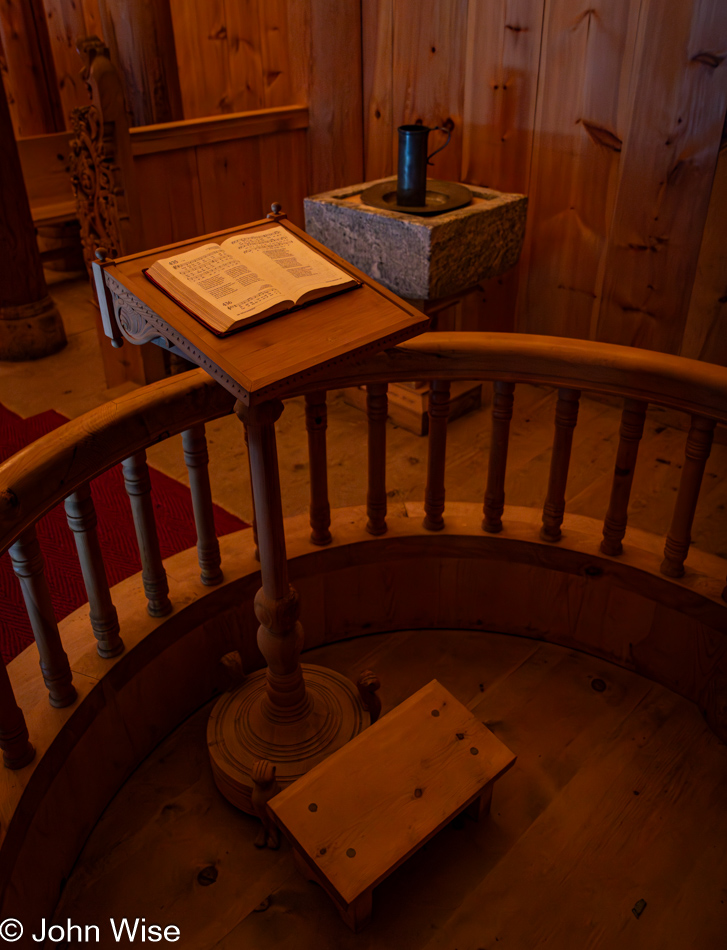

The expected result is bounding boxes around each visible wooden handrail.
[308,333,727,423]
[2,332,725,561]
[0,369,235,556]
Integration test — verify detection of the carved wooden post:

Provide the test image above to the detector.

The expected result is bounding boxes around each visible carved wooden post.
[182,425,224,585]
[660,415,716,578]
[423,380,451,531]
[305,392,332,545]
[121,451,172,616]
[0,661,35,769]
[540,389,581,542]
[8,527,77,708]
[0,74,66,360]
[65,483,124,658]
[366,383,388,536]
[236,400,310,721]
[600,399,647,556]
[243,422,260,560]
[483,381,515,533]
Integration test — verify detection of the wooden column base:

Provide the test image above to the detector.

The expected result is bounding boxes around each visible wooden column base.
[0,296,66,361]
[207,663,370,815]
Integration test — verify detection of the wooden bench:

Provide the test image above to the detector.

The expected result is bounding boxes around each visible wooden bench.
[268,678,516,931]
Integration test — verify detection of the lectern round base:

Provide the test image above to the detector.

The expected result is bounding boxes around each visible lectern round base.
[207,663,370,814]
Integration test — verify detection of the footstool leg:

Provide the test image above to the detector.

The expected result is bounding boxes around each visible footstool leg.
[466,781,493,822]
[341,889,372,932]
[292,848,317,882]
[292,849,373,932]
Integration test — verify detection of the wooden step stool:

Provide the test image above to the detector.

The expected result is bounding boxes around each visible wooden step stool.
[268,679,516,931]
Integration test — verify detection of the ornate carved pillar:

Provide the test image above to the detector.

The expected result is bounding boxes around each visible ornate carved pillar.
[0,77,66,360]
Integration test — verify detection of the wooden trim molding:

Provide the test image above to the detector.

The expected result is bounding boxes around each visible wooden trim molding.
[129,104,310,156]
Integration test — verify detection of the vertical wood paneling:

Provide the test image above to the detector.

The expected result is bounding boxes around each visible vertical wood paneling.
[596,0,727,353]
[461,0,547,334]
[259,128,308,226]
[362,0,394,180]
[195,137,263,232]
[133,150,205,246]
[462,0,546,194]
[42,0,91,125]
[169,0,232,117]
[256,0,296,107]
[681,145,727,365]
[306,0,363,193]
[517,0,642,340]
[224,0,266,111]
[391,0,469,183]
[97,0,183,125]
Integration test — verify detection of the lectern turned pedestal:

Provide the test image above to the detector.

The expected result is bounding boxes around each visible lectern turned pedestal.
[93,208,429,814]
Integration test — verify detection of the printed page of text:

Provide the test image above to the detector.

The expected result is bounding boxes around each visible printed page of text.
[157,243,288,318]
[222,229,351,301]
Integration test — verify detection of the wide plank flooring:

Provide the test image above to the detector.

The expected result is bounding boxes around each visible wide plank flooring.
[54,629,727,949]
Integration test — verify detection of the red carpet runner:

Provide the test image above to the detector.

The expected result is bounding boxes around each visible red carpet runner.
[0,404,248,663]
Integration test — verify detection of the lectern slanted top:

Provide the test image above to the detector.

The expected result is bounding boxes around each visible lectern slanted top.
[94,215,429,404]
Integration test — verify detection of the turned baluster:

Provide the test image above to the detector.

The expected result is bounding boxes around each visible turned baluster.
[0,660,34,769]
[236,399,310,721]
[182,424,223,585]
[8,527,77,708]
[423,380,451,531]
[483,381,515,533]
[660,415,716,578]
[65,483,124,657]
[600,399,647,556]
[121,451,172,616]
[540,389,581,542]
[366,383,388,536]
[305,391,332,545]
[243,422,260,560]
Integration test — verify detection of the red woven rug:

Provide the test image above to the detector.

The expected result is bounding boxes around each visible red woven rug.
[0,403,248,663]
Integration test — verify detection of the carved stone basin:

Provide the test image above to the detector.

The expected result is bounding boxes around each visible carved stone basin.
[304,178,527,301]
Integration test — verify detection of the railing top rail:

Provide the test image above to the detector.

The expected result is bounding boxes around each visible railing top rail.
[0,370,235,556]
[1,331,725,557]
[293,333,727,424]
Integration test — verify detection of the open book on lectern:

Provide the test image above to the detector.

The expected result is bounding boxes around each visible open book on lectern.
[144,226,360,336]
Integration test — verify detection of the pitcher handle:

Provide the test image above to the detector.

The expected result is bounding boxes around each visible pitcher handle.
[427,125,452,164]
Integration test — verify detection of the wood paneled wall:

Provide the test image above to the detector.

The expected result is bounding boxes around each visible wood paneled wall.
[166,0,362,194]
[1,0,724,364]
[363,0,727,362]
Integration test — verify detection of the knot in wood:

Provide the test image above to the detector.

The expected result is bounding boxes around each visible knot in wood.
[235,399,284,427]
[0,489,19,515]
[254,587,300,634]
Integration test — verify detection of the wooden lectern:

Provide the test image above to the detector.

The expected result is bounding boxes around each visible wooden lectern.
[93,207,429,814]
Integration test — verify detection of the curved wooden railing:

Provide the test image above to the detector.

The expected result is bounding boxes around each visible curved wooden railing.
[0,332,725,776]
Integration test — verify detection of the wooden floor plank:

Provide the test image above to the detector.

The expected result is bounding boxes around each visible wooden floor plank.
[52,630,727,949]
